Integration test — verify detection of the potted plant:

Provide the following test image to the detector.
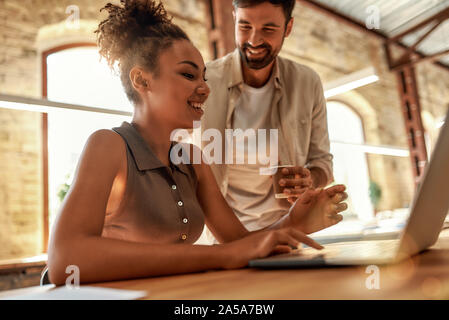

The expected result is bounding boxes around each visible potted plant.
[369,181,382,214]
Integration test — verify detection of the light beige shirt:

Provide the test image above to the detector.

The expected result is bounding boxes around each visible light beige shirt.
[202,49,333,194]
[198,49,333,242]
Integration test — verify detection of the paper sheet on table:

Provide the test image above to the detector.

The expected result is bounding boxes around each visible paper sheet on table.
[2,286,147,300]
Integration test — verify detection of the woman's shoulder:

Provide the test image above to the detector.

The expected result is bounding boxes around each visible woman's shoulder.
[82,129,127,166]
[87,129,125,148]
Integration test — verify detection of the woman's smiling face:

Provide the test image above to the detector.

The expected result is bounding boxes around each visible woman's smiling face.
[140,39,210,129]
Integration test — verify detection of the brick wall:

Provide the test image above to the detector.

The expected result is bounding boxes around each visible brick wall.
[0,108,43,260]
[416,62,449,153]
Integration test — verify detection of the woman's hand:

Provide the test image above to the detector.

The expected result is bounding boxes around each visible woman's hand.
[220,228,323,269]
[287,184,348,234]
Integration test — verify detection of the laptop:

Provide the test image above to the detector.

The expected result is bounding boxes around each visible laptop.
[249,109,449,268]
[308,213,407,245]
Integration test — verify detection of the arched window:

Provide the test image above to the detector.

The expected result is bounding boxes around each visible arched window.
[45,45,132,111]
[327,101,374,221]
[43,45,132,232]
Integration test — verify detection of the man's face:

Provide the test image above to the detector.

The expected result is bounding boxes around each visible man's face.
[234,2,293,70]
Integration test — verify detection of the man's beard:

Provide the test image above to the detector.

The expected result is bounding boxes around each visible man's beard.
[238,42,277,70]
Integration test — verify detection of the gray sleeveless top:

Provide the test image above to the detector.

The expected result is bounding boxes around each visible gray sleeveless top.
[101,122,205,244]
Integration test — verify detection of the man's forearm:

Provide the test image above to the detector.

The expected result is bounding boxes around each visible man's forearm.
[310,167,328,188]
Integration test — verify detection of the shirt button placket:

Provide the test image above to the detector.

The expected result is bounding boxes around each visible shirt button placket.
[172,181,188,242]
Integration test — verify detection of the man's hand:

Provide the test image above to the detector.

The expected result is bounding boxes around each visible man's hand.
[278,166,312,203]
[287,184,348,234]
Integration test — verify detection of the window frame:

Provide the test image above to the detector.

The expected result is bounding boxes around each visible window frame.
[41,42,112,252]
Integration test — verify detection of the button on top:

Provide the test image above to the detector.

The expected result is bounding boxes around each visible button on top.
[177,200,183,207]
[181,234,187,240]
[182,218,188,224]
[171,185,177,190]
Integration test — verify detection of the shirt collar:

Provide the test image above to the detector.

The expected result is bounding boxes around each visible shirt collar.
[228,48,282,90]
[115,122,190,175]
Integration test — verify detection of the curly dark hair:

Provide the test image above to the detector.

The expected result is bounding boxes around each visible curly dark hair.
[95,0,190,105]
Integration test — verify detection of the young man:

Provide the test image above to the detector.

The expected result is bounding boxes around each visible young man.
[201,0,334,237]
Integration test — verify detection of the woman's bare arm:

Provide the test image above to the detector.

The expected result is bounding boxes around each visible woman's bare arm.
[193,153,249,243]
[48,133,321,285]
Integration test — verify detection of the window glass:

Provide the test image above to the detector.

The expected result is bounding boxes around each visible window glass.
[327,101,374,221]
[46,47,132,227]
[46,47,132,112]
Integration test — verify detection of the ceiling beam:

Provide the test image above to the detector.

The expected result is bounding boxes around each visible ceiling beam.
[296,0,449,73]
[296,0,386,39]
[406,19,443,53]
[387,7,449,43]
[385,6,449,71]
[412,48,449,65]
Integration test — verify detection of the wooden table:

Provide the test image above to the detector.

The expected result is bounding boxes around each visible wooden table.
[2,230,449,300]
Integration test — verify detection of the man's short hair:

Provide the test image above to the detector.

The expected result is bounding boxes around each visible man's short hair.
[232,0,296,22]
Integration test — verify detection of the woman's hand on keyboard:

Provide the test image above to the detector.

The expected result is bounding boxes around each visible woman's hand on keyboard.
[219,228,323,269]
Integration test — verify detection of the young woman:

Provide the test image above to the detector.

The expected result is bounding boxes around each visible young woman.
[47,0,348,285]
